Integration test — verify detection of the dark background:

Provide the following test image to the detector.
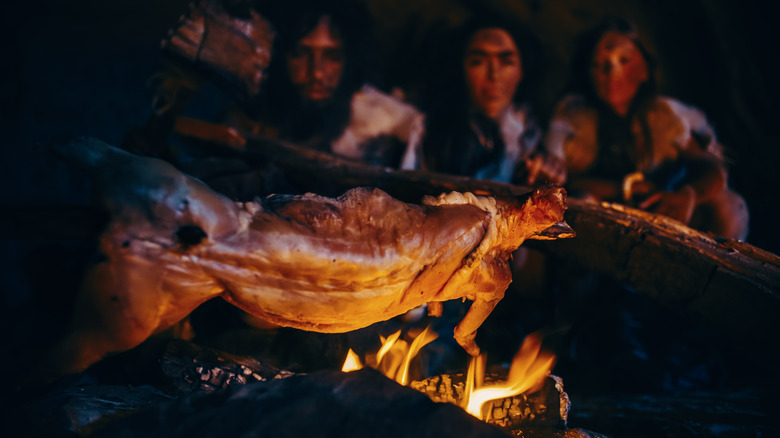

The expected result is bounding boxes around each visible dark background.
[2,0,778,247]
[1,0,778,393]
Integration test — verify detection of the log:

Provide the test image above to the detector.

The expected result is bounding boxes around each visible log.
[410,373,569,434]
[234,136,780,359]
[241,134,533,202]
[537,200,780,360]
[89,368,517,438]
[8,136,778,361]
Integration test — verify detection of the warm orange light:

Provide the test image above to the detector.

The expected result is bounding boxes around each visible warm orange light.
[464,332,555,419]
[340,326,437,385]
[340,328,553,423]
[341,348,363,372]
[396,325,438,385]
[376,330,402,367]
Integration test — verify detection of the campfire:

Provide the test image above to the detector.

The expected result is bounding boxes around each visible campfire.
[6,140,779,438]
[341,326,568,434]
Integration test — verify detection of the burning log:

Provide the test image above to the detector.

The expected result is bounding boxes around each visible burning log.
[411,374,569,434]
[42,137,570,378]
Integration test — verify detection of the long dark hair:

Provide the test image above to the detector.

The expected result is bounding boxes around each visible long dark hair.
[422,13,541,173]
[250,0,378,144]
[422,13,540,117]
[565,18,662,175]
[568,17,657,113]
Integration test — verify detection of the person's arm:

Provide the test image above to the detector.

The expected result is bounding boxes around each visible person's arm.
[638,141,728,224]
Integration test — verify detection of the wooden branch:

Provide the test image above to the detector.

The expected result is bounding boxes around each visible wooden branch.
[241,135,534,202]
[237,136,780,357]
[537,200,780,358]
[12,136,779,360]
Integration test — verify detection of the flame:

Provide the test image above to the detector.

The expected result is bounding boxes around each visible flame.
[341,326,438,385]
[376,330,402,367]
[341,327,554,423]
[396,325,438,385]
[341,348,363,372]
[464,332,555,419]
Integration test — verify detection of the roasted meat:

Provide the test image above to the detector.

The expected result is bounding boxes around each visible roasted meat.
[47,138,569,376]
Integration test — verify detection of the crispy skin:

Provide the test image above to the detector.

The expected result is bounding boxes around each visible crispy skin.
[47,138,566,375]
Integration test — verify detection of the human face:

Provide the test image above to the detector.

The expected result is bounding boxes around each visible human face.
[463,28,523,120]
[286,16,345,102]
[590,30,649,116]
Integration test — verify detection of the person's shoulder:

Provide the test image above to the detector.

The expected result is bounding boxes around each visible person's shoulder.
[648,96,709,124]
[343,85,424,135]
[645,96,723,156]
[350,85,423,118]
[332,85,426,163]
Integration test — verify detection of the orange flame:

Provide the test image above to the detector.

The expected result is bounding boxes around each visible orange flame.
[464,332,555,419]
[341,328,554,423]
[396,326,438,385]
[341,326,438,385]
[341,348,363,372]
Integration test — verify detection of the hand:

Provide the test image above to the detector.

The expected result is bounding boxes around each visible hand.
[641,185,696,224]
[623,174,657,204]
[525,154,566,185]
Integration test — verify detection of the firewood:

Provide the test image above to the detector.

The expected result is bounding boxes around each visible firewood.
[410,373,568,434]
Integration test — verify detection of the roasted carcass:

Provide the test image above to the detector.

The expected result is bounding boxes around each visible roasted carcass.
[48,138,570,376]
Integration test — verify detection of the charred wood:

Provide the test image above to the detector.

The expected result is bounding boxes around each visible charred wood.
[89,368,515,438]
[160,339,293,395]
[410,373,569,435]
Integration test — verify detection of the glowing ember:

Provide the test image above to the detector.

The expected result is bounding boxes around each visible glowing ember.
[464,332,555,419]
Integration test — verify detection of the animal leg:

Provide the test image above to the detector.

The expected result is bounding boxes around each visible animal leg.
[453,294,502,356]
[452,257,511,356]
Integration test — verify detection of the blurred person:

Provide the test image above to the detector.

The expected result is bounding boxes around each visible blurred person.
[545,17,748,240]
[124,0,423,199]
[401,14,564,187]
[399,15,566,367]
